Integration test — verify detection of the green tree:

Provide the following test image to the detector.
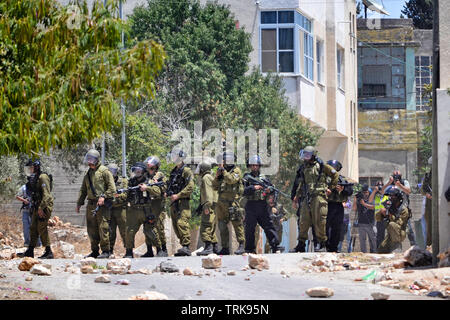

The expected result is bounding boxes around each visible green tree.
[0,0,166,156]
[128,0,251,131]
[401,0,433,29]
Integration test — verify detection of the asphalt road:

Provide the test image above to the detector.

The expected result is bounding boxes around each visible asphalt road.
[1,252,443,301]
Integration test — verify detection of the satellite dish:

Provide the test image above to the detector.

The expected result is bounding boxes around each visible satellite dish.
[362,0,390,16]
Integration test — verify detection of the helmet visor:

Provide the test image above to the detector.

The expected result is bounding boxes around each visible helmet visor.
[299,149,313,160]
[24,166,33,177]
[130,166,144,178]
[83,154,99,166]
[108,167,118,177]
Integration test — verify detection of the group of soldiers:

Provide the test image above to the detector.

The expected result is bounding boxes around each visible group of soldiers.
[17,145,415,259]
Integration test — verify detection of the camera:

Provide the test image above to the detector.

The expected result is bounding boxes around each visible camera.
[381,199,392,211]
[392,174,401,182]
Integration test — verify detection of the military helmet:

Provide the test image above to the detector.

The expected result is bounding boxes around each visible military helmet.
[24,159,41,176]
[248,154,262,166]
[388,187,403,203]
[145,156,160,169]
[299,146,316,161]
[167,148,186,164]
[107,163,119,177]
[83,149,100,166]
[327,160,342,172]
[130,162,146,178]
[195,161,212,175]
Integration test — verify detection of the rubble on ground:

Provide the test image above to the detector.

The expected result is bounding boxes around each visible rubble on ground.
[18,257,40,271]
[248,254,269,270]
[202,254,222,269]
[129,291,168,300]
[305,287,334,298]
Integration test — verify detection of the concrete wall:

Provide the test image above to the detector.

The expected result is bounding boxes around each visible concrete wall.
[439,2,450,89]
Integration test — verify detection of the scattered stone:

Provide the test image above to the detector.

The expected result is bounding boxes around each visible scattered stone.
[202,254,222,269]
[136,269,152,275]
[378,280,394,287]
[196,290,202,296]
[305,287,334,298]
[30,265,52,276]
[101,269,112,275]
[393,261,405,269]
[354,278,363,281]
[183,267,194,276]
[81,265,94,274]
[25,276,33,281]
[18,257,40,271]
[441,276,450,285]
[110,266,128,275]
[0,273,6,278]
[371,292,390,300]
[427,291,445,298]
[129,291,168,300]
[106,258,131,271]
[413,280,429,290]
[80,257,97,267]
[403,270,414,274]
[116,279,130,285]
[73,254,83,260]
[53,241,75,259]
[227,270,236,276]
[248,254,269,270]
[244,277,250,281]
[95,275,111,283]
[404,246,432,267]
[280,271,286,275]
[241,266,249,271]
[0,232,3,239]
[160,261,179,273]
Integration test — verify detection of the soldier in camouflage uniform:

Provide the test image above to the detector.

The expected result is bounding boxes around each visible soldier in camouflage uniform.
[142,156,168,257]
[107,163,127,255]
[376,188,410,253]
[195,161,218,256]
[325,160,353,252]
[420,156,433,247]
[212,152,245,255]
[123,162,158,258]
[20,159,54,259]
[291,146,339,252]
[166,149,195,256]
[76,149,116,259]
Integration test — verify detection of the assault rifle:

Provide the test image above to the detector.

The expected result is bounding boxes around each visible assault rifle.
[243,174,290,198]
[116,181,165,194]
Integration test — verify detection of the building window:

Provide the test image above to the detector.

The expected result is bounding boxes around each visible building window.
[359,177,383,188]
[304,33,314,80]
[337,47,344,89]
[415,55,432,111]
[316,39,324,84]
[260,10,312,75]
[362,84,386,97]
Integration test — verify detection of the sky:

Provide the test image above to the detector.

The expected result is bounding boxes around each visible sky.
[360,0,407,18]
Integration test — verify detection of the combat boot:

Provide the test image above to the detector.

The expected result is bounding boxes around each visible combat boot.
[156,247,168,257]
[84,250,99,258]
[314,242,327,252]
[212,243,219,254]
[217,247,230,255]
[271,245,285,254]
[38,246,54,259]
[174,245,191,256]
[123,249,133,258]
[234,242,245,255]
[141,246,154,258]
[97,251,111,259]
[289,241,306,253]
[197,242,213,256]
[18,246,34,258]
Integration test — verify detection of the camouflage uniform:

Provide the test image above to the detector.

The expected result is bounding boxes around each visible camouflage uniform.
[168,164,195,247]
[200,170,218,244]
[109,176,128,252]
[29,173,54,248]
[143,171,167,250]
[212,166,245,251]
[295,160,338,246]
[264,203,287,253]
[77,164,116,253]
[376,204,410,253]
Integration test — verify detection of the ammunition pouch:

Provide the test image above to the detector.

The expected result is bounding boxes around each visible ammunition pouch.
[228,205,244,221]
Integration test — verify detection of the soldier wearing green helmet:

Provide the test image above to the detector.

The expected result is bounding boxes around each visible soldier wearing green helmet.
[76,149,116,259]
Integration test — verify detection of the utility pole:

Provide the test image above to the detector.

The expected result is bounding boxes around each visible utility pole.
[120,0,127,178]
[431,0,440,266]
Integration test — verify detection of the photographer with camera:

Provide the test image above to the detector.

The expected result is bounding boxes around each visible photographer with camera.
[369,180,389,248]
[381,170,416,246]
[375,187,410,253]
[352,184,376,253]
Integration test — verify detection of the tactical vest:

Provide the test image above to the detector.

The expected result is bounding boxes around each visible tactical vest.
[27,172,51,208]
[244,172,268,201]
[127,176,150,206]
[112,177,128,208]
[302,161,328,195]
[167,165,187,197]
[217,166,243,201]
